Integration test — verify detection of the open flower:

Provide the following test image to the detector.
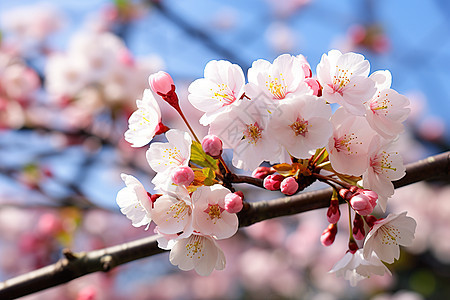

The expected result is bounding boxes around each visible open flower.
[146,129,192,189]
[116,174,152,228]
[327,108,376,176]
[188,60,245,125]
[124,89,162,147]
[363,212,417,264]
[317,50,376,116]
[169,234,226,276]
[362,136,406,211]
[192,185,238,240]
[268,95,332,158]
[330,249,391,286]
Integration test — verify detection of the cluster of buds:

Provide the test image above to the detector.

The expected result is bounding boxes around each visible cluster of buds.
[263,174,299,195]
[339,186,378,216]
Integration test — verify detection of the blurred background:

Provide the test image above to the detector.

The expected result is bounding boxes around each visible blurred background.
[0,0,449,299]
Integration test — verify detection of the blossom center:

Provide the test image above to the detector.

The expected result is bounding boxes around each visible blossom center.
[289,117,309,136]
[330,67,353,96]
[370,93,391,115]
[204,204,224,222]
[213,83,236,106]
[185,235,204,259]
[379,224,400,245]
[370,151,397,176]
[167,201,191,222]
[162,146,185,166]
[333,133,359,154]
[243,122,263,144]
[266,74,287,99]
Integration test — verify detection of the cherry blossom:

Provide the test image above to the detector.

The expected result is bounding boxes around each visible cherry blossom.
[169,234,226,276]
[188,60,245,125]
[317,49,376,116]
[146,129,192,189]
[362,136,406,212]
[152,185,193,238]
[268,95,332,158]
[246,53,310,101]
[363,212,417,264]
[116,174,152,228]
[327,108,377,176]
[192,185,238,240]
[124,89,162,147]
[208,97,281,170]
[330,249,391,286]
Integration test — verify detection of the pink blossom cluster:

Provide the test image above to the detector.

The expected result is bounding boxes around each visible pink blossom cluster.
[117,50,417,284]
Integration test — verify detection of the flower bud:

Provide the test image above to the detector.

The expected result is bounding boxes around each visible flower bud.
[263,174,284,191]
[280,177,298,195]
[364,215,378,228]
[327,201,341,224]
[350,193,375,215]
[321,223,337,246]
[359,189,378,208]
[339,188,352,201]
[224,192,243,213]
[201,135,223,159]
[352,214,365,240]
[304,78,321,96]
[251,166,276,179]
[149,71,174,95]
[171,166,195,186]
[348,239,359,254]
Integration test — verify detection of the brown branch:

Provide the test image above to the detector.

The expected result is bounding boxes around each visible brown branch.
[0,151,449,299]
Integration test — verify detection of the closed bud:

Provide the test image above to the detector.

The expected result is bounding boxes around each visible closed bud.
[348,239,359,254]
[251,166,276,179]
[339,188,352,200]
[201,135,223,159]
[263,174,284,191]
[364,215,378,228]
[304,78,321,96]
[321,223,337,246]
[280,177,299,195]
[353,214,365,240]
[359,189,378,208]
[224,192,243,213]
[350,193,375,216]
[149,71,174,95]
[327,201,341,224]
[171,166,195,186]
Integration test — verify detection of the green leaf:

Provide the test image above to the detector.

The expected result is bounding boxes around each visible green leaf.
[202,167,215,186]
[190,141,218,170]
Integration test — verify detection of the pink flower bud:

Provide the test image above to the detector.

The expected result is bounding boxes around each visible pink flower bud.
[224,192,243,213]
[339,188,352,201]
[349,186,359,193]
[359,189,378,208]
[304,78,321,96]
[353,214,365,240]
[348,239,359,254]
[148,71,174,95]
[171,166,195,186]
[320,223,337,246]
[327,201,340,224]
[364,215,378,228]
[252,166,275,179]
[280,177,298,195]
[350,194,375,215]
[201,135,223,159]
[263,174,284,191]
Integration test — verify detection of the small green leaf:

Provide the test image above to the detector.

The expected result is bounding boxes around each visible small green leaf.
[190,141,218,170]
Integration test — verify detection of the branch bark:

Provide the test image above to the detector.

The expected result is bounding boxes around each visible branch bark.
[1,151,449,299]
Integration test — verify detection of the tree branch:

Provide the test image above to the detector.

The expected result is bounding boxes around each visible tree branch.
[1,151,449,299]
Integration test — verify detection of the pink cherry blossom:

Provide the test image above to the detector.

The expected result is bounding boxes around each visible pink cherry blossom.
[124,89,162,147]
[201,135,223,159]
[192,185,238,240]
[171,166,195,186]
[329,249,391,286]
[149,71,174,95]
[327,108,377,176]
[362,136,406,212]
[224,192,243,214]
[317,49,376,116]
[363,212,417,264]
[188,60,245,125]
[116,173,152,228]
[169,234,226,276]
[268,95,332,158]
[280,177,299,195]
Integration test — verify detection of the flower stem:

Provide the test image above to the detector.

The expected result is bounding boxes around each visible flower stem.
[313,173,352,189]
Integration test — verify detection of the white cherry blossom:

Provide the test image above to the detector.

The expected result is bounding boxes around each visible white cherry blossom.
[330,249,391,286]
[327,108,377,176]
[192,185,238,240]
[365,71,410,139]
[116,174,152,228]
[268,95,332,158]
[317,49,376,116]
[188,60,245,125]
[362,136,406,211]
[124,89,162,147]
[208,97,281,171]
[169,234,226,276]
[363,212,417,264]
[146,129,192,189]
[246,53,310,101]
